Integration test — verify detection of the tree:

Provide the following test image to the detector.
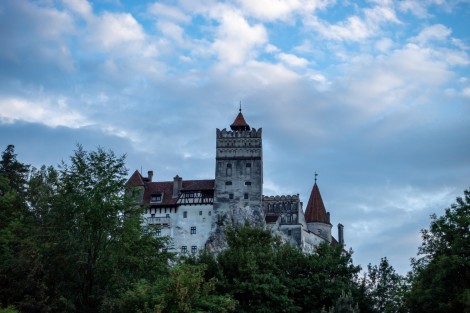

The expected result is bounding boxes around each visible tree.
[321,291,359,313]
[365,257,407,313]
[407,188,470,313]
[118,264,236,313]
[0,146,49,312]
[35,145,171,312]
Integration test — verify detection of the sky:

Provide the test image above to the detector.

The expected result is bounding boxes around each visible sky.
[1,0,469,274]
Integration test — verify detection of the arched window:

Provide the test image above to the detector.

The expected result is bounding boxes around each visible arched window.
[226,163,232,176]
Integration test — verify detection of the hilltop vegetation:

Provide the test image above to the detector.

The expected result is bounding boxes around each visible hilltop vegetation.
[0,145,468,313]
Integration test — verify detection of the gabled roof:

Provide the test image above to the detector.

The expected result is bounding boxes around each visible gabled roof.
[126,170,144,186]
[304,183,330,224]
[230,110,250,131]
[142,179,215,206]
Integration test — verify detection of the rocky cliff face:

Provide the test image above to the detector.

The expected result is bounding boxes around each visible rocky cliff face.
[205,205,265,253]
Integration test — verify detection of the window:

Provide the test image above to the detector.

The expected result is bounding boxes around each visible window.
[244,193,249,199]
[150,193,162,203]
[244,181,251,186]
[181,246,187,253]
[191,246,197,254]
[246,163,251,175]
[288,229,292,236]
[226,163,232,176]
[229,193,234,199]
[166,213,170,218]
[225,181,232,185]
[183,211,188,218]
[155,228,161,237]
[199,211,202,215]
[208,211,212,216]
[191,226,196,234]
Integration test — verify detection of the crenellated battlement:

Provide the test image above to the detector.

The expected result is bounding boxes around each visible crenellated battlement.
[216,128,262,138]
[263,194,300,201]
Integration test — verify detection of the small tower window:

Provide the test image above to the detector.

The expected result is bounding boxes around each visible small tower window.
[246,163,251,175]
[225,181,232,185]
[191,246,197,254]
[226,164,232,176]
[229,193,234,199]
[244,181,251,186]
[155,228,161,237]
[244,193,249,199]
[183,211,188,218]
[191,226,196,234]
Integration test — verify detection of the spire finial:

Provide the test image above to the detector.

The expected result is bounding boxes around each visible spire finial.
[239,101,242,112]
[315,171,318,183]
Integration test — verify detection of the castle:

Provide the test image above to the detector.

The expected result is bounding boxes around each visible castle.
[126,109,344,254]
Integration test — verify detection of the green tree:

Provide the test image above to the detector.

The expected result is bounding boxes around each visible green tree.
[0,145,50,312]
[119,263,236,313]
[35,145,171,312]
[365,257,407,313]
[407,188,470,313]
[321,291,359,313]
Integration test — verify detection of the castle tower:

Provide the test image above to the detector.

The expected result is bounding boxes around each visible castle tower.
[213,109,263,216]
[304,180,332,242]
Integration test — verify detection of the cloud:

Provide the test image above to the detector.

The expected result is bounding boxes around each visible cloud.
[235,0,331,21]
[304,2,399,42]
[148,2,191,23]
[410,24,452,44]
[0,97,89,128]
[277,52,309,67]
[211,7,268,66]
[88,12,146,51]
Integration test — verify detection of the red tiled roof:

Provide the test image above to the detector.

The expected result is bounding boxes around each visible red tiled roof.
[230,111,250,131]
[142,179,215,206]
[126,170,144,186]
[304,183,330,224]
[181,180,215,191]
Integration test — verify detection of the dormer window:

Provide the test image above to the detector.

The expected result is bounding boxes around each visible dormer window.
[150,193,163,203]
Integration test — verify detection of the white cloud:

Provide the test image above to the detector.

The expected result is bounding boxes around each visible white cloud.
[157,21,185,46]
[236,0,330,21]
[89,12,146,50]
[277,52,309,67]
[411,24,452,44]
[0,97,89,128]
[211,7,267,65]
[62,0,93,20]
[463,87,470,98]
[148,2,191,23]
[398,0,431,18]
[375,37,394,52]
[304,2,399,42]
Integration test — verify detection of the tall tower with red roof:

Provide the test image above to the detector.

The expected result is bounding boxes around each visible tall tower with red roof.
[213,108,263,220]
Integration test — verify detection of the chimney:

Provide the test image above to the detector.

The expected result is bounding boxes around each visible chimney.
[147,170,153,182]
[173,175,182,197]
[338,223,344,245]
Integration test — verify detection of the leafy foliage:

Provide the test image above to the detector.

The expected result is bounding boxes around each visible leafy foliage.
[365,257,408,313]
[407,188,470,313]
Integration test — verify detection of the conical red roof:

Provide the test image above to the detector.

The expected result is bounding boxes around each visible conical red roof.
[230,111,250,131]
[304,183,330,224]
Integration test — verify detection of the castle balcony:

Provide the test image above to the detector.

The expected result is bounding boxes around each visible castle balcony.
[146,216,171,226]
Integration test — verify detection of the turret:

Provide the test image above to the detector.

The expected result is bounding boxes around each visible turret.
[304,177,332,242]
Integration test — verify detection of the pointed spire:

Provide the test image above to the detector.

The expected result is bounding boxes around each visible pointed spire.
[304,177,330,224]
[230,104,250,131]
